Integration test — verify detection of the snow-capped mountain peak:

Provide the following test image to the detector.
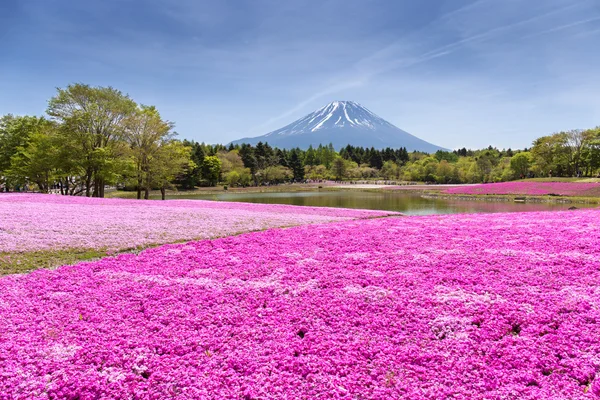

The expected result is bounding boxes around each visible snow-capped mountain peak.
[266,101,392,137]
[230,101,446,152]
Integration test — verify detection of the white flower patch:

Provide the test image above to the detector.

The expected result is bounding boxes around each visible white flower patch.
[363,269,384,277]
[98,367,126,383]
[188,268,212,276]
[434,286,501,305]
[47,344,81,362]
[175,277,219,289]
[48,291,73,299]
[520,303,535,314]
[343,252,371,260]
[282,252,302,259]
[430,249,462,256]
[344,285,391,301]
[559,251,599,262]
[295,279,319,294]
[228,256,242,264]
[412,254,431,262]
[297,257,319,266]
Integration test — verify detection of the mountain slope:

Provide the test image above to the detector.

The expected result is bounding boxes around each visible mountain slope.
[230,101,446,152]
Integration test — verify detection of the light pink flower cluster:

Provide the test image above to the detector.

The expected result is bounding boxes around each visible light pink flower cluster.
[444,181,600,196]
[2,209,600,398]
[0,194,397,253]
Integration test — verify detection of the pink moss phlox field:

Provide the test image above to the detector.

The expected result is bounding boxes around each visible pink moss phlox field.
[2,210,600,398]
[0,194,397,253]
[444,181,600,196]
[383,184,468,190]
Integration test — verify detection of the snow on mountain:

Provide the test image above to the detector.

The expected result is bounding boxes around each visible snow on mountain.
[230,101,446,152]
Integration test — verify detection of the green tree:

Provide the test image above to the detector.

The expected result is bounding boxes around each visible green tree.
[239,144,258,185]
[0,115,50,190]
[381,160,401,180]
[434,150,459,163]
[148,141,193,200]
[510,151,532,179]
[202,155,222,186]
[289,149,305,181]
[124,105,175,199]
[368,147,383,169]
[530,134,566,177]
[304,164,328,180]
[258,165,292,184]
[47,83,137,197]
[305,145,317,166]
[217,150,245,178]
[331,156,349,180]
[435,160,458,183]
[6,123,60,193]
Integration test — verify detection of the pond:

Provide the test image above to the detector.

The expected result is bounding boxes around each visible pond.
[161,190,597,215]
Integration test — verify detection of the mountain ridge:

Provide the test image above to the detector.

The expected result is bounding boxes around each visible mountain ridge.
[230,101,446,153]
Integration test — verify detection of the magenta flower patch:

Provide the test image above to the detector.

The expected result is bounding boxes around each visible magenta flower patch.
[1,209,600,398]
[444,181,600,196]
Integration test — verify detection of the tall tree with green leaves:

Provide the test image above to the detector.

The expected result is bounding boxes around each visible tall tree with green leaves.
[202,155,222,186]
[289,148,305,181]
[124,105,174,199]
[0,115,50,190]
[6,120,60,193]
[331,156,348,181]
[509,152,532,179]
[148,141,193,200]
[305,145,317,166]
[47,84,137,197]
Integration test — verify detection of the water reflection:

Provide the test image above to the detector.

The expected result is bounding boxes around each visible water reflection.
[163,191,597,215]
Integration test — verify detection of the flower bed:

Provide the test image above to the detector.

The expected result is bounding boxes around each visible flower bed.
[0,194,397,253]
[1,209,600,398]
[443,181,600,197]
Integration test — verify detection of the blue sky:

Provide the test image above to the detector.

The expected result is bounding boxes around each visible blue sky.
[1,0,599,149]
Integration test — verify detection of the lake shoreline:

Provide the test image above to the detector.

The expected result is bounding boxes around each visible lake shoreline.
[107,183,600,205]
[421,193,600,205]
[106,183,465,199]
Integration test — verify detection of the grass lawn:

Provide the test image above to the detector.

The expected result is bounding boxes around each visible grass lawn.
[518,177,600,183]
[0,249,107,275]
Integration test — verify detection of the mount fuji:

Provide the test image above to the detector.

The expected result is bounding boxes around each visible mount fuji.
[230,101,446,152]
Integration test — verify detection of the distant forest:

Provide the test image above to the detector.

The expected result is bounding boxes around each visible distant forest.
[178,130,600,189]
[1,84,599,197]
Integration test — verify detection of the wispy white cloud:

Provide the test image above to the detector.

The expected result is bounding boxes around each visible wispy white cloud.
[254,1,586,138]
[573,26,600,37]
[4,0,600,148]
[523,16,600,38]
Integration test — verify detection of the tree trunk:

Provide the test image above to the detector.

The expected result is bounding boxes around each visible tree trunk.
[161,187,166,200]
[137,176,142,199]
[85,176,91,197]
[93,185,98,197]
[38,181,47,194]
[92,170,99,197]
[144,187,149,200]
